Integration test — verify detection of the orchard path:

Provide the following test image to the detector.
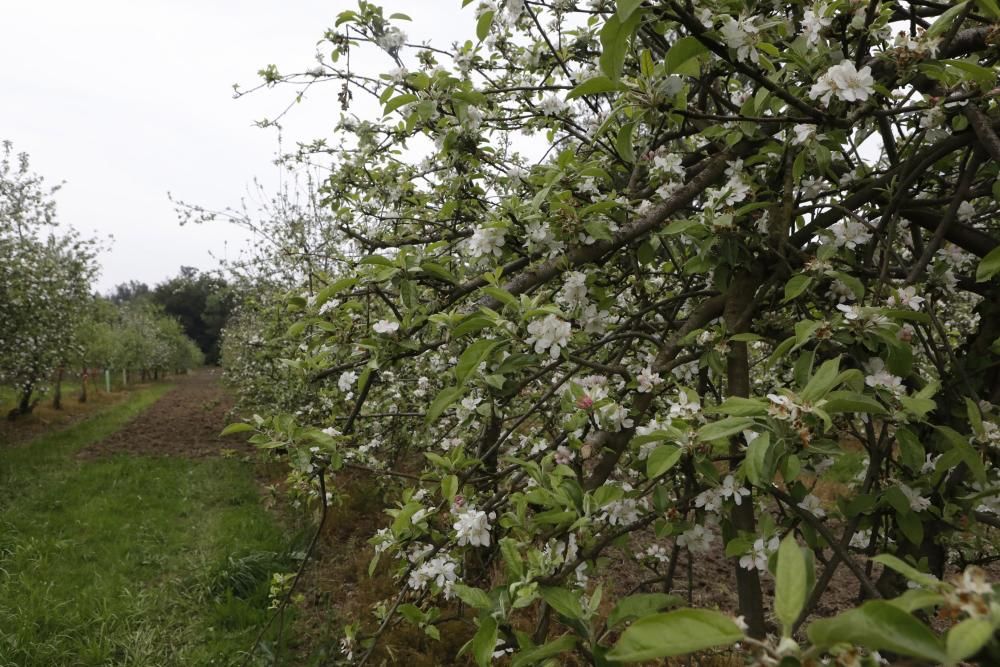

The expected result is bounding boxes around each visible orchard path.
[79,369,252,459]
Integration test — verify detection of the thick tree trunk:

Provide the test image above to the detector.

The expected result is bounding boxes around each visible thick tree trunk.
[52,366,64,410]
[724,272,767,638]
[79,368,88,403]
[10,384,34,419]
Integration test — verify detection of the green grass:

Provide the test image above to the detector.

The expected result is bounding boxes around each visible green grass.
[0,384,294,666]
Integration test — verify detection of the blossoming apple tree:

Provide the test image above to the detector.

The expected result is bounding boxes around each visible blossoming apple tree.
[225,0,1000,663]
[0,141,99,416]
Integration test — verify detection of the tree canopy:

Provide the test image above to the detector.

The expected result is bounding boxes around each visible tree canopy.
[220,1,1000,663]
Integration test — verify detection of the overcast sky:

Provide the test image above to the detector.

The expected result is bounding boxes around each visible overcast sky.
[1,1,471,293]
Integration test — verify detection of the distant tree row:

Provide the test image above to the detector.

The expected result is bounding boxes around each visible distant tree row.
[0,141,203,418]
[109,267,235,365]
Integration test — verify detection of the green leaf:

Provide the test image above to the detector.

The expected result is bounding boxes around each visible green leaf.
[315,277,357,306]
[420,261,458,284]
[427,385,463,423]
[807,601,948,663]
[383,93,418,116]
[599,10,643,80]
[607,608,744,661]
[783,274,812,302]
[441,474,459,503]
[456,340,498,384]
[801,356,841,403]
[500,538,524,578]
[888,589,946,613]
[663,218,701,235]
[476,10,494,41]
[927,1,969,38]
[821,391,887,415]
[646,445,682,479]
[664,36,708,77]
[828,270,866,300]
[744,432,772,487]
[607,593,684,629]
[697,417,755,442]
[897,428,925,471]
[220,422,254,436]
[966,396,984,436]
[707,397,768,416]
[453,313,494,338]
[942,59,998,90]
[946,617,994,663]
[567,76,625,99]
[616,122,636,163]
[871,554,940,588]
[453,583,493,610]
[976,244,1000,282]
[616,0,644,21]
[775,534,809,635]
[471,616,498,667]
[975,0,1000,16]
[540,587,585,621]
[510,635,576,667]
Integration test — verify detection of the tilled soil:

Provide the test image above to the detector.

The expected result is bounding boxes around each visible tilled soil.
[79,369,252,459]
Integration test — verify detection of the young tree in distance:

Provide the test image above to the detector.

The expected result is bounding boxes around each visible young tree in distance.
[0,141,99,417]
[225,2,1000,664]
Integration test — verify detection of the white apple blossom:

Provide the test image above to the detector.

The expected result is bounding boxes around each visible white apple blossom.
[887,286,925,310]
[526,314,572,358]
[899,483,931,512]
[337,370,357,392]
[538,94,567,116]
[850,529,872,549]
[668,388,701,420]
[719,475,751,506]
[636,367,662,393]
[557,271,589,308]
[864,358,905,396]
[376,28,407,51]
[466,225,507,257]
[791,123,822,145]
[453,507,495,547]
[719,16,760,64]
[677,524,715,554]
[798,493,826,518]
[408,554,458,596]
[809,61,876,105]
[740,536,779,572]
[801,4,832,45]
[373,319,400,334]
[957,200,976,222]
[644,544,670,563]
[829,219,873,249]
